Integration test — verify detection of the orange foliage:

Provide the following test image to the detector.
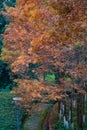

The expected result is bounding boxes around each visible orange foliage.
[13,79,65,109]
[1,0,87,106]
[2,0,87,71]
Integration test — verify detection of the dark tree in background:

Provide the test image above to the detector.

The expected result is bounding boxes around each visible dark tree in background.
[0,60,12,89]
[0,0,16,90]
[0,0,16,10]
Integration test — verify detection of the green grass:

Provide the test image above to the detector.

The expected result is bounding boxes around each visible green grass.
[0,92,25,130]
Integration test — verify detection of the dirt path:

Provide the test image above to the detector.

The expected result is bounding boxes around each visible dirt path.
[42,103,58,130]
[22,103,48,130]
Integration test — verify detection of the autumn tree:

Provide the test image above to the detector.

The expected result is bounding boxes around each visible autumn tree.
[1,0,87,75]
[1,0,87,118]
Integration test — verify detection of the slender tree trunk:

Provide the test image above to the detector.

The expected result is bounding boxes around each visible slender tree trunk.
[77,94,83,130]
[70,98,73,123]
[58,100,60,113]
[43,72,46,81]
[54,69,61,84]
[64,102,67,119]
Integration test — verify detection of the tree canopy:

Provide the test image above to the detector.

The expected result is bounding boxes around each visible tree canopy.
[1,0,87,105]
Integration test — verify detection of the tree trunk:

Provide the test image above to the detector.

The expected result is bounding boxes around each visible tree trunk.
[43,72,46,81]
[70,98,73,123]
[54,69,61,84]
[64,102,67,120]
[77,94,83,130]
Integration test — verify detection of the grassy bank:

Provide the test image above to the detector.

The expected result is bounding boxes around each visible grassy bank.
[0,92,25,130]
[0,92,16,130]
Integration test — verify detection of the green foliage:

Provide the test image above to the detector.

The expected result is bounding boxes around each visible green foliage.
[0,60,14,90]
[74,42,83,49]
[0,14,10,53]
[28,63,39,79]
[0,14,9,34]
[0,92,16,130]
[43,0,48,2]
[85,31,87,35]
[45,73,55,83]
[0,36,3,54]
[0,92,26,130]
[0,0,16,53]
[5,0,16,7]
[0,0,5,10]
[0,0,16,11]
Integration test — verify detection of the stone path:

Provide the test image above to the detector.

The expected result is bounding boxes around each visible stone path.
[22,103,48,130]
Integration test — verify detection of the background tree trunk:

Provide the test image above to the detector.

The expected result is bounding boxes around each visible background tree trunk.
[77,94,84,130]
